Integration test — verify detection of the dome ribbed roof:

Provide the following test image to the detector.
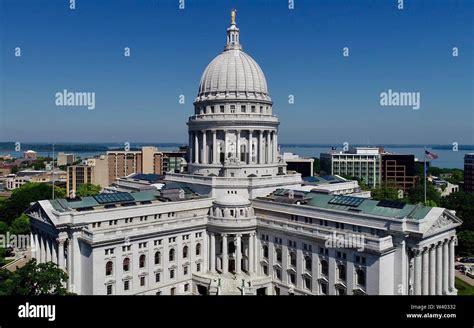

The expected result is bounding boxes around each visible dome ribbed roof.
[195,16,271,102]
[198,50,268,99]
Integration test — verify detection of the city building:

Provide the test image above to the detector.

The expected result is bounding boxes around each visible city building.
[320,147,382,188]
[283,153,314,177]
[430,177,459,197]
[103,173,165,193]
[464,153,474,193]
[107,147,186,184]
[66,155,108,195]
[27,11,461,296]
[381,154,417,192]
[57,152,76,166]
[23,150,38,161]
[299,175,371,198]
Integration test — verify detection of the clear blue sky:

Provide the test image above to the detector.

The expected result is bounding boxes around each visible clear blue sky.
[0,0,472,144]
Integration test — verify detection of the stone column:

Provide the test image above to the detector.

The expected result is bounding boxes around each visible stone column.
[422,248,429,295]
[212,130,217,164]
[436,242,442,295]
[236,130,241,161]
[443,240,448,294]
[249,233,254,273]
[194,131,199,164]
[413,249,422,295]
[266,131,270,164]
[273,131,278,162]
[429,245,436,295]
[224,130,228,160]
[46,238,52,262]
[67,239,73,289]
[235,234,242,274]
[222,234,228,274]
[52,240,58,265]
[58,237,66,270]
[210,233,216,273]
[72,231,82,294]
[258,130,263,164]
[449,237,455,292]
[41,236,47,263]
[248,130,253,164]
[201,130,207,164]
[188,131,193,165]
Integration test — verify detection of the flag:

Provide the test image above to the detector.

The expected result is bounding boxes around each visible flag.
[425,150,438,160]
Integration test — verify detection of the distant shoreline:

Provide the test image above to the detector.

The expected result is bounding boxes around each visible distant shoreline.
[0,142,473,153]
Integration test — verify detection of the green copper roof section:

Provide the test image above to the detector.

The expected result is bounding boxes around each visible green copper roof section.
[305,193,432,220]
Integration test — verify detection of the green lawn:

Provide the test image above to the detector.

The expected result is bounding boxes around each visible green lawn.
[455,277,474,295]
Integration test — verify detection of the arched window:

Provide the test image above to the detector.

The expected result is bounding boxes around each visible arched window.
[196,243,201,256]
[183,246,188,259]
[169,248,175,262]
[154,251,161,265]
[338,264,346,281]
[356,269,366,286]
[123,258,130,272]
[276,248,282,262]
[106,261,113,276]
[305,255,312,271]
[321,260,329,276]
[139,254,146,268]
[290,252,296,267]
[263,245,269,259]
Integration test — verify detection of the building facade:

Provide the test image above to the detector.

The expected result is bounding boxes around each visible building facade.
[66,156,109,194]
[381,154,417,192]
[320,147,382,188]
[27,11,461,296]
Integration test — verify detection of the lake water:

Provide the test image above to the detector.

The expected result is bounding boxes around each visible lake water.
[1,145,470,169]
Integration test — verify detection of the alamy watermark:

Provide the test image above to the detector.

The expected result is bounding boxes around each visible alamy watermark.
[55,89,96,110]
[380,89,420,110]
[324,231,365,252]
[0,232,30,250]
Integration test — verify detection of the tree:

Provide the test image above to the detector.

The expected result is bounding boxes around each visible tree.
[9,214,30,235]
[441,191,474,231]
[0,259,70,296]
[371,185,402,202]
[456,231,474,257]
[407,182,441,206]
[0,183,66,225]
[0,221,8,235]
[76,183,102,197]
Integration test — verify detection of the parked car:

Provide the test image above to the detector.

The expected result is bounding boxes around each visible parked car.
[455,264,466,271]
[460,257,474,263]
[4,247,14,257]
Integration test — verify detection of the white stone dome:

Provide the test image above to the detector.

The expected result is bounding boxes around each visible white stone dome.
[198,50,269,100]
[195,17,271,102]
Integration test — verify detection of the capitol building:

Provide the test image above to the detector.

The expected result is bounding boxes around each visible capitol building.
[26,11,461,296]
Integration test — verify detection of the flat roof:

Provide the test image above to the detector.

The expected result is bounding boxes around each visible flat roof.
[258,189,433,220]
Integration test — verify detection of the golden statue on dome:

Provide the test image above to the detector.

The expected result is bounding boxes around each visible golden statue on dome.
[231,8,237,25]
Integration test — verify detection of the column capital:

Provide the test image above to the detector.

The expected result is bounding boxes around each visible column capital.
[412,248,422,256]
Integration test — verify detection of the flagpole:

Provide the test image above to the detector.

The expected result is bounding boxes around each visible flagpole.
[52,143,55,200]
[423,146,426,205]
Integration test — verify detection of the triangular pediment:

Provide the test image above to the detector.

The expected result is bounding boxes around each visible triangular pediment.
[425,210,462,236]
[25,202,55,227]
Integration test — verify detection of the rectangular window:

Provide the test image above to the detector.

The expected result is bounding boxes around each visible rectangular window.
[170,269,175,279]
[184,283,189,292]
[124,280,129,291]
[140,276,145,286]
[107,285,113,295]
[196,263,201,272]
[184,266,188,275]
